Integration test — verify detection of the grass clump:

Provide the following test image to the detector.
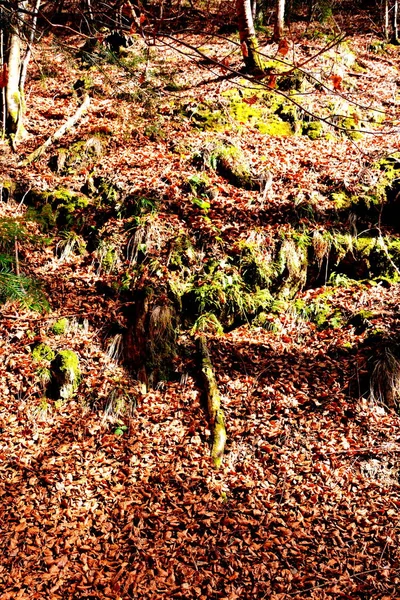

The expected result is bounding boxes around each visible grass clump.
[370,346,400,412]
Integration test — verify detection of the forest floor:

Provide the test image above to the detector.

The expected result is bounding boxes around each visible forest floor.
[1,7,400,599]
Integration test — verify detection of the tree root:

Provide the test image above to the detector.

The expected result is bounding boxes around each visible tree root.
[197,335,227,468]
[20,94,90,166]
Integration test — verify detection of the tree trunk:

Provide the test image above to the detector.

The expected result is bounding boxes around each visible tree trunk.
[384,0,390,39]
[0,1,38,147]
[236,0,265,73]
[274,0,285,41]
[393,0,399,42]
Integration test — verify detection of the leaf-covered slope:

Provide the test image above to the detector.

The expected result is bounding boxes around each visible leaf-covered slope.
[0,16,400,599]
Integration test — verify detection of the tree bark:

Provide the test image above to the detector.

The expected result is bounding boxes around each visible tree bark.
[274,0,285,41]
[236,0,265,73]
[0,0,34,147]
[393,0,399,42]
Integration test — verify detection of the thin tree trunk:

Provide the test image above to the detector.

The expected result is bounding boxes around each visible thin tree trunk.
[6,30,25,147]
[236,0,264,73]
[2,0,31,148]
[251,0,257,22]
[274,0,285,41]
[0,18,6,136]
[384,0,390,40]
[393,0,398,42]
[20,0,41,91]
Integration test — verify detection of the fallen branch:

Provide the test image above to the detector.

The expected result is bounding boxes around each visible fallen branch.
[20,94,90,166]
[197,334,227,468]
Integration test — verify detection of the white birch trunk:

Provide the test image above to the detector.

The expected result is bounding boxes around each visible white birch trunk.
[236,0,264,73]
[274,0,285,41]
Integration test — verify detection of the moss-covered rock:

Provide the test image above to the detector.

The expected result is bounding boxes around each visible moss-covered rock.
[303,121,323,140]
[32,343,55,362]
[52,318,68,335]
[0,179,16,202]
[27,187,90,228]
[275,234,310,299]
[212,143,255,189]
[49,350,81,399]
[341,116,363,140]
[183,101,228,132]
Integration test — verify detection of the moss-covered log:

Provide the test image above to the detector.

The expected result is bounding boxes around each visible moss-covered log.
[197,335,227,468]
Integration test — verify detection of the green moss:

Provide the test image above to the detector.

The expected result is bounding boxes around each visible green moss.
[303,121,323,140]
[29,203,57,232]
[0,179,16,202]
[375,153,400,201]
[237,238,275,287]
[222,86,295,136]
[191,313,224,335]
[50,188,89,211]
[278,69,306,92]
[28,187,90,229]
[295,291,344,329]
[246,36,265,73]
[352,62,367,73]
[52,318,68,335]
[187,173,211,196]
[144,123,167,141]
[32,343,55,362]
[354,236,376,256]
[184,101,228,132]
[369,40,386,54]
[96,241,118,273]
[257,117,293,136]
[342,117,363,140]
[169,233,196,269]
[51,350,81,399]
[211,144,255,189]
[185,260,272,327]
[275,235,310,299]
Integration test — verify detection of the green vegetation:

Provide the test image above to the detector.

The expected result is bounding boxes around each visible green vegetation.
[52,318,68,335]
[0,270,49,312]
[32,343,55,362]
[50,350,81,400]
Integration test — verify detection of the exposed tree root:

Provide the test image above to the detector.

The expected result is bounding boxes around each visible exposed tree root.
[20,94,90,166]
[197,334,227,468]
